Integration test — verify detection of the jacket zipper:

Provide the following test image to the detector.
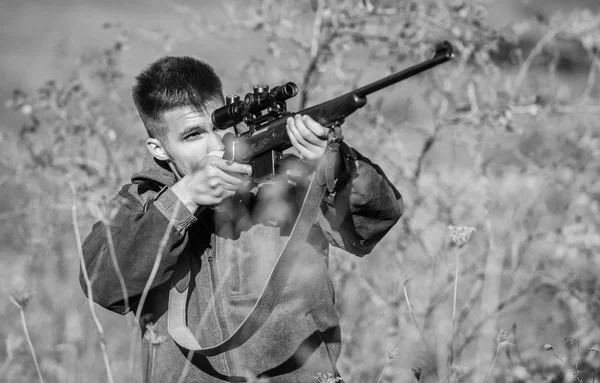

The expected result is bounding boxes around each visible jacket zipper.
[207,234,236,374]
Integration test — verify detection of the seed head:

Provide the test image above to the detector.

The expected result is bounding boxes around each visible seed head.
[88,197,120,226]
[401,272,411,287]
[448,225,476,248]
[563,337,578,347]
[315,372,343,382]
[10,289,36,309]
[412,367,422,381]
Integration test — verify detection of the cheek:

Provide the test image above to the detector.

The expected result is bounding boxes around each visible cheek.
[170,142,209,171]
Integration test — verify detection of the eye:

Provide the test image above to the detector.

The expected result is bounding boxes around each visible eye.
[184,131,208,141]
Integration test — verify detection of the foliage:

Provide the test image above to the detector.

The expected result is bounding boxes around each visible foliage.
[2,1,600,382]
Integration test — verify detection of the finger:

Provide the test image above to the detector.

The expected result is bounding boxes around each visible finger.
[219,189,237,199]
[205,176,239,196]
[213,168,245,187]
[300,115,328,139]
[286,124,316,160]
[290,114,323,147]
[287,117,321,151]
[191,154,224,172]
[215,182,239,195]
[212,159,253,176]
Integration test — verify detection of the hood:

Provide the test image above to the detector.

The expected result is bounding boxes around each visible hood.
[131,152,177,187]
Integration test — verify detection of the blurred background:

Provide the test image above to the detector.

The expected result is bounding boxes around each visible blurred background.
[2,0,600,382]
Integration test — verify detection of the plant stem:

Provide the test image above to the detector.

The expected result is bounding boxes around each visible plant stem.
[18,308,45,383]
[448,247,460,382]
[404,283,427,344]
[149,345,156,383]
[375,358,390,383]
[102,224,137,372]
[452,248,460,320]
[104,224,132,317]
[176,351,194,383]
[0,354,13,377]
[129,200,181,374]
[550,349,582,382]
[70,182,115,383]
[134,201,180,328]
[512,27,560,100]
[128,331,137,373]
[403,282,440,382]
[483,345,500,383]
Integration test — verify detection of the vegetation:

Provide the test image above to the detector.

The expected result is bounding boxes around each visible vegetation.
[2,0,600,382]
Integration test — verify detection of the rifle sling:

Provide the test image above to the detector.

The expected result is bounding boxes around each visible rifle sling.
[167,156,330,356]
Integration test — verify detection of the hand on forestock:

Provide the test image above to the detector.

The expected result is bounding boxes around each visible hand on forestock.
[286,114,328,162]
[170,155,252,213]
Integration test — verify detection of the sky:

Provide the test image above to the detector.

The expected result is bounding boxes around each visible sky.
[1,0,599,132]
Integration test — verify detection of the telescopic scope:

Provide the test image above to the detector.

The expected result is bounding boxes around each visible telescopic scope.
[212,82,298,130]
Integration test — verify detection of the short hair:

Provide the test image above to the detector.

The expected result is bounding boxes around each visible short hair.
[132,56,224,142]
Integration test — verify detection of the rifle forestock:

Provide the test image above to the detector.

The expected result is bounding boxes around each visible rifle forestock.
[222,93,365,164]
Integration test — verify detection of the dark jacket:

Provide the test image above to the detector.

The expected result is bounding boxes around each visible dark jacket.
[81,146,403,382]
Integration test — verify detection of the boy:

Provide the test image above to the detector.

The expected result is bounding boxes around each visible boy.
[81,56,403,382]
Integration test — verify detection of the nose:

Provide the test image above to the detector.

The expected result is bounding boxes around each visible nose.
[214,126,234,139]
[207,130,225,151]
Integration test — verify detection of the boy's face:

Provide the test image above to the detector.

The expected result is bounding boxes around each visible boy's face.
[147,101,235,176]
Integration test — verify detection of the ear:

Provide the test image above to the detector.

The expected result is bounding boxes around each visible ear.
[146,138,170,162]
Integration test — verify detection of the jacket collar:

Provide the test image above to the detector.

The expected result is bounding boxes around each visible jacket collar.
[131,152,177,187]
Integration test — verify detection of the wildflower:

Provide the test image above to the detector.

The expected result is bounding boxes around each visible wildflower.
[448,225,476,248]
[144,323,166,346]
[497,328,515,348]
[387,346,399,360]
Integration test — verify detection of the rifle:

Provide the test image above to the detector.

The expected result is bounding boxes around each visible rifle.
[212,41,455,183]
[168,42,455,355]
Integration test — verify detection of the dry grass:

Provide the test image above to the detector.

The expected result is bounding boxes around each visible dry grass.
[2,1,600,382]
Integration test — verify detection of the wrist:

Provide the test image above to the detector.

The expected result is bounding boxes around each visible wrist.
[170,180,199,215]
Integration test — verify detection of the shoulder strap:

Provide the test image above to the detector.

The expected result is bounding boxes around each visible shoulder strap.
[167,143,340,355]
[167,170,327,355]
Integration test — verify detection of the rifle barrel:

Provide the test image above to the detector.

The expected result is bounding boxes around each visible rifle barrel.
[354,41,454,97]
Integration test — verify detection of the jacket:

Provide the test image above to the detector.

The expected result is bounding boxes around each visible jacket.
[81,145,403,382]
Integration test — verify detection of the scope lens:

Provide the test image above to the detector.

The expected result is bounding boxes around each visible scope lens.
[282,83,296,97]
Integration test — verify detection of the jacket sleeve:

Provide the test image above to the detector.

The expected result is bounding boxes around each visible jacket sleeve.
[80,184,198,315]
[316,142,404,256]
